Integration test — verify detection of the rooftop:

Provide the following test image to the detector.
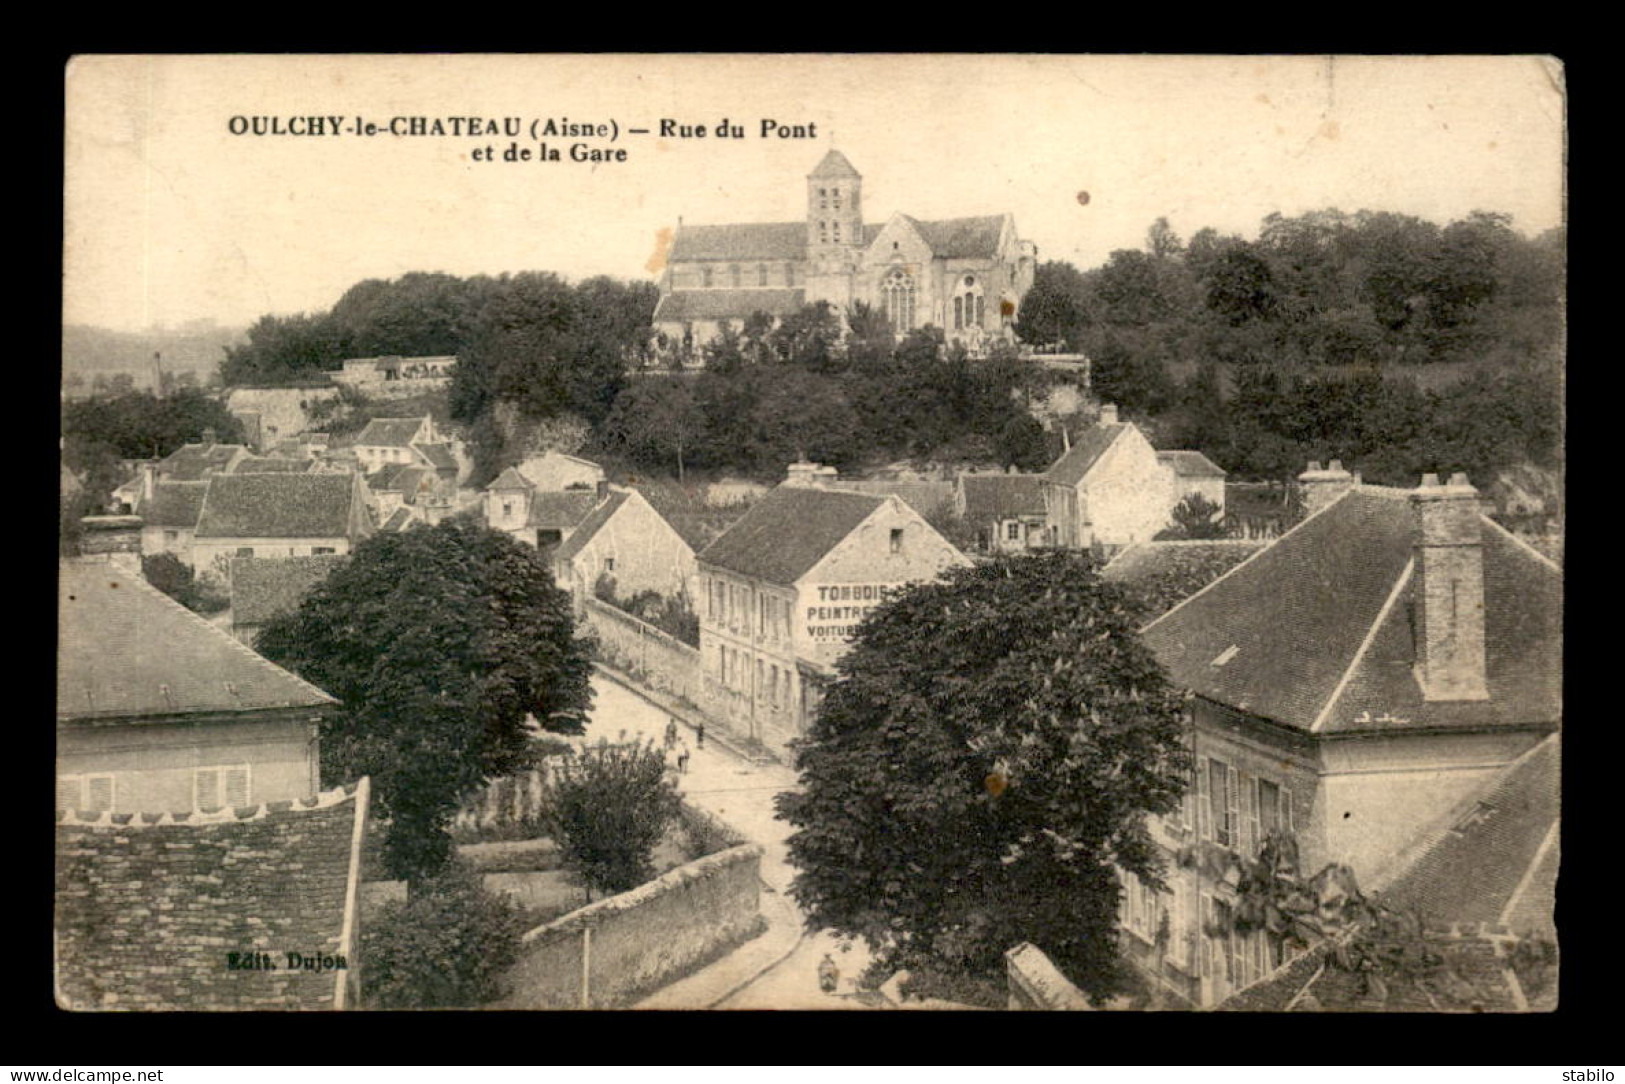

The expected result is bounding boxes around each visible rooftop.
[58,559,336,722]
[230,456,315,475]
[1157,449,1227,478]
[195,473,368,540]
[958,472,1048,522]
[138,481,208,529]
[1100,539,1269,625]
[1045,423,1128,488]
[229,554,349,627]
[353,417,428,448]
[552,490,630,564]
[528,490,601,532]
[1140,488,1562,734]
[158,443,248,482]
[654,288,807,322]
[698,484,887,585]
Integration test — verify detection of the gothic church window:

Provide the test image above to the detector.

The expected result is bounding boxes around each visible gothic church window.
[882,268,916,333]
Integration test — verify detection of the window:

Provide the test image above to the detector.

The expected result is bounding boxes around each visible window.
[1201,757,1238,847]
[236,547,254,557]
[832,221,841,242]
[313,546,336,555]
[882,268,916,332]
[604,557,616,572]
[785,262,797,287]
[758,263,769,287]
[58,773,115,812]
[756,658,765,696]
[730,264,742,288]
[769,664,779,707]
[819,221,828,244]
[818,187,827,210]
[890,528,903,554]
[701,267,713,288]
[1005,521,1021,541]
[953,296,964,329]
[832,188,842,210]
[195,765,251,811]
[502,501,514,517]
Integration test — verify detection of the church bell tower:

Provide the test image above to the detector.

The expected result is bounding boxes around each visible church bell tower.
[805,150,863,308]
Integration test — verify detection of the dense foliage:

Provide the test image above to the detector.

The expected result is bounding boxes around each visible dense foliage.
[141,553,228,614]
[535,738,682,898]
[361,859,526,1008]
[61,388,245,476]
[778,553,1192,1002]
[256,518,594,885]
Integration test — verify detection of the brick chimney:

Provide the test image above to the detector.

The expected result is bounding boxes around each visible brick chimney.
[1410,472,1490,702]
[1098,403,1119,427]
[1298,459,1355,517]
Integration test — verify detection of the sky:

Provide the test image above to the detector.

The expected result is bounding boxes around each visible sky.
[63,54,1566,334]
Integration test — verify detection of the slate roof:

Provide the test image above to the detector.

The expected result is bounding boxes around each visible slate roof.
[698,485,887,585]
[829,479,955,519]
[195,474,366,540]
[138,481,208,529]
[669,223,809,262]
[55,782,367,1011]
[1379,736,1559,940]
[229,554,349,627]
[654,289,807,322]
[57,559,336,722]
[414,442,458,472]
[528,490,600,531]
[231,456,315,474]
[1045,424,1128,488]
[366,463,431,496]
[959,473,1048,522]
[1140,489,1563,735]
[379,506,415,532]
[488,466,534,492]
[159,443,248,482]
[1158,450,1227,478]
[809,149,861,178]
[905,215,1007,260]
[353,417,427,448]
[1101,539,1268,625]
[664,509,751,551]
[552,490,630,564]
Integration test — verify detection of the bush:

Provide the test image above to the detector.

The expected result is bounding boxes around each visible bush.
[142,553,229,614]
[361,860,526,1008]
[536,737,682,898]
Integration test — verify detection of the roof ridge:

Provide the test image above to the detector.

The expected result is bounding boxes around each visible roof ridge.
[1310,557,1415,733]
[1139,485,1356,634]
[1479,512,1563,574]
[55,779,363,827]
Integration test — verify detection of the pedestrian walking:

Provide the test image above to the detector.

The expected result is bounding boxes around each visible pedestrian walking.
[676,740,690,774]
[664,718,678,748]
[696,721,705,749]
[817,953,839,994]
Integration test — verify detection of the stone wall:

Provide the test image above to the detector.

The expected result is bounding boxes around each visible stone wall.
[497,842,764,1009]
[1005,942,1093,1010]
[582,597,702,708]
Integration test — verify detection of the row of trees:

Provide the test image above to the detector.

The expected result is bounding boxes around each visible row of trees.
[1017,210,1563,371]
[594,304,1052,484]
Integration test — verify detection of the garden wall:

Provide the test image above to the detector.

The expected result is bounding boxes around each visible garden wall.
[582,596,702,707]
[496,842,765,1009]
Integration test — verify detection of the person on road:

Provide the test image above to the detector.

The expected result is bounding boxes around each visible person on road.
[676,740,690,774]
[696,721,706,749]
[664,718,679,748]
[818,953,839,994]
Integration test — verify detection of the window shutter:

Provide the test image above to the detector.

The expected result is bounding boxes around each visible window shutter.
[57,776,81,812]
[1283,785,1295,834]
[1225,765,1240,849]
[1245,774,1261,855]
[1196,759,1210,840]
[86,776,114,812]
[224,767,250,808]
[195,768,221,810]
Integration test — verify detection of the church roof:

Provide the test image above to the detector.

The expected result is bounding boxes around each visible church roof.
[654,289,807,322]
[670,223,808,262]
[903,215,1008,260]
[808,149,861,179]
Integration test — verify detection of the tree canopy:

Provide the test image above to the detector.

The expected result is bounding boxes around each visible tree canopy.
[256,517,594,885]
[778,553,1192,1002]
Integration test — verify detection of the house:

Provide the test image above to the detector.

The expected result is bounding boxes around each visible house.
[551,486,697,609]
[1113,468,1560,1007]
[55,779,369,1010]
[350,416,450,476]
[696,475,971,758]
[57,557,337,815]
[654,151,1037,352]
[190,472,372,584]
[514,449,605,492]
[364,462,437,520]
[155,438,251,483]
[229,455,316,475]
[228,554,349,646]
[331,354,457,395]
[956,471,1049,553]
[483,468,601,550]
[1043,405,1229,552]
[1157,450,1227,516]
[137,480,208,565]
[1218,735,1558,1012]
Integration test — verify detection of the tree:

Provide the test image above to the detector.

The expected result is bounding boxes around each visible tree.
[361,859,525,1008]
[601,377,701,482]
[1159,494,1229,540]
[778,554,1192,1003]
[141,553,228,614]
[256,518,594,887]
[536,738,682,898]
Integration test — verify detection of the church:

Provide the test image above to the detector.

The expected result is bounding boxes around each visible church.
[652,150,1038,355]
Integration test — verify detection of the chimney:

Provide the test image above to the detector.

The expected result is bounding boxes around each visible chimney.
[201,427,217,446]
[596,479,610,501]
[141,462,156,506]
[812,465,839,488]
[785,461,819,488]
[1410,472,1489,702]
[1298,459,1354,517]
[1098,403,1119,427]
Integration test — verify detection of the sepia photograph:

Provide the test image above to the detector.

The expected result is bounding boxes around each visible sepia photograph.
[57,53,1564,1013]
